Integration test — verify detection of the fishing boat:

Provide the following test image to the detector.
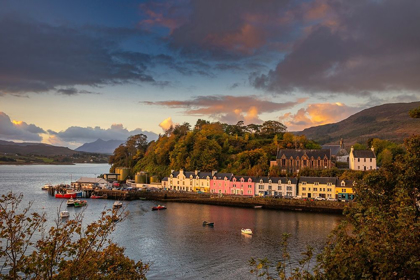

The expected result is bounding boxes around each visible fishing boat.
[67,198,75,207]
[113,201,123,209]
[55,192,77,199]
[203,221,214,226]
[74,200,87,208]
[254,206,262,209]
[241,228,253,235]
[60,211,70,219]
[152,205,166,211]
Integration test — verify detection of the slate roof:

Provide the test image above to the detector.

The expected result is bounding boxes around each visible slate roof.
[232,176,257,182]
[339,179,355,187]
[162,177,168,182]
[322,145,341,156]
[353,149,376,158]
[277,149,331,159]
[198,172,212,179]
[213,173,234,180]
[299,176,337,185]
[257,177,297,184]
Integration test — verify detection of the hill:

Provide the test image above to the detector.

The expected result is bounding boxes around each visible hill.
[297,102,420,145]
[75,139,124,154]
[0,140,77,156]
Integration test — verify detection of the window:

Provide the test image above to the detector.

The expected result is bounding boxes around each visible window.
[327,183,332,186]
[268,185,272,190]
[313,188,318,191]
[358,158,360,162]
[324,159,328,167]
[302,193,306,196]
[342,189,346,193]
[327,188,332,192]
[302,182,307,185]
[259,185,264,190]
[303,160,307,166]
[302,187,306,191]
[314,182,319,186]
[248,185,252,188]
[282,159,286,165]
[370,158,372,162]
[277,186,282,191]
[364,158,366,162]
[287,186,292,191]
[358,166,360,170]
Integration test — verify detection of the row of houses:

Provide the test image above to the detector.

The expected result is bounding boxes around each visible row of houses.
[162,170,356,200]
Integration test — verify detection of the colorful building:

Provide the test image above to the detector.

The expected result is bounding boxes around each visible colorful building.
[336,179,355,201]
[231,176,256,196]
[210,173,234,195]
[298,177,337,199]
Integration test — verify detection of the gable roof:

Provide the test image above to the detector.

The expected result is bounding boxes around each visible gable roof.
[213,173,234,180]
[322,145,343,156]
[277,149,331,160]
[353,149,376,158]
[299,176,337,185]
[257,177,298,184]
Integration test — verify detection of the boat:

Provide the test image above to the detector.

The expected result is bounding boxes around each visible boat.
[241,228,253,235]
[60,211,70,219]
[113,201,123,209]
[74,200,87,208]
[55,192,77,199]
[67,198,75,207]
[139,197,147,200]
[91,194,107,199]
[203,221,214,226]
[42,184,51,190]
[152,205,166,211]
[254,206,262,209]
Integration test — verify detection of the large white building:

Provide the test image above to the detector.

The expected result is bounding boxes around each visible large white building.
[349,147,377,171]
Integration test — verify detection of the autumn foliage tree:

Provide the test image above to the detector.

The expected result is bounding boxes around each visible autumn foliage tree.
[0,193,149,279]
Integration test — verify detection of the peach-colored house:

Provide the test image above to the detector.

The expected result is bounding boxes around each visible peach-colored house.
[210,173,234,195]
[230,176,256,196]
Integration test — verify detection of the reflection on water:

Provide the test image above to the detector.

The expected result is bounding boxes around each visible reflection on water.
[0,164,341,280]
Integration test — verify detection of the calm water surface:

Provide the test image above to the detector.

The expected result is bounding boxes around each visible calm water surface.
[0,164,341,279]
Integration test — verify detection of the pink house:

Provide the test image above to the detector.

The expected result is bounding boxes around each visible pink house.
[210,173,233,195]
[230,176,256,196]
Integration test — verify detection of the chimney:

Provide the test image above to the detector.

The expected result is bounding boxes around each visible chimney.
[371,146,374,152]
[212,170,217,177]
[195,170,200,175]
[351,146,354,153]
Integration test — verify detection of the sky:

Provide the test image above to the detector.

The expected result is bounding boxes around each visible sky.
[0,0,419,149]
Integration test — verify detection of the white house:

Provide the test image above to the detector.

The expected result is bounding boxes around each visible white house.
[256,177,297,197]
[349,147,377,171]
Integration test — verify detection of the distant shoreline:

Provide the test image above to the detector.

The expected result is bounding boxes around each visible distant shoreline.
[0,162,108,166]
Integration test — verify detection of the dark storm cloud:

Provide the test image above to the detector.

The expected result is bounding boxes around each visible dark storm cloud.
[251,0,420,95]
[0,16,156,96]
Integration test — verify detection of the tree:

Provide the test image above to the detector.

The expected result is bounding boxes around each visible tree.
[0,193,149,279]
[261,120,287,136]
[408,106,420,118]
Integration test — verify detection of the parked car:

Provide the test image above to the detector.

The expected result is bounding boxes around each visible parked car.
[293,196,302,200]
[327,197,338,201]
[315,196,326,201]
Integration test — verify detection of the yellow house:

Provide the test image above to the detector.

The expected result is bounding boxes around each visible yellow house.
[193,171,216,193]
[167,170,217,192]
[336,180,355,201]
[298,177,337,199]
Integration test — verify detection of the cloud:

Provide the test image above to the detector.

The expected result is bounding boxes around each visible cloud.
[279,102,360,131]
[144,95,306,124]
[251,0,420,95]
[159,117,174,131]
[56,88,101,96]
[48,124,158,144]
[0,112,45,141]
[0,15,160,96]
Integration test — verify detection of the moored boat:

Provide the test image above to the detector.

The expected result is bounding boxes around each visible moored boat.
[60,211,70,218]
[241,228,253,235]
[74,200,87,207]
[152,205,166,211]
[67,198,75,207]
[113,201,123,209]
[203,221,214,226]
[55,192,77,199]
[42,184,52,190]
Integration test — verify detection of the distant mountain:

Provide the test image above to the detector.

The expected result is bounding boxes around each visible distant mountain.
[0,140,77,156]
[75,139,125,154]
[297,102,420,145]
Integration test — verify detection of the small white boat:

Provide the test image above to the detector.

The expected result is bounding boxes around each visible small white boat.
[60,211,70,219]
[67,198,75,206]
[241,228,253,235]
[113,201,123,209]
